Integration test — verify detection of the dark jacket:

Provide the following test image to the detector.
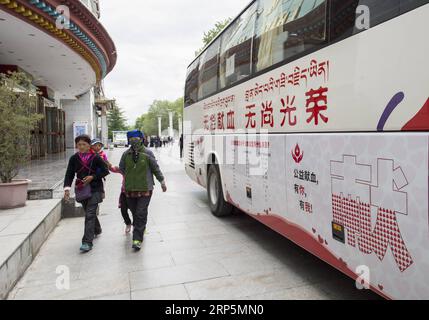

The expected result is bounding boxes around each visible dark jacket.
[64,153,110,193]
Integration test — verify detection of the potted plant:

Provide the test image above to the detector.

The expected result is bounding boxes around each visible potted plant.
[0,72,43,209]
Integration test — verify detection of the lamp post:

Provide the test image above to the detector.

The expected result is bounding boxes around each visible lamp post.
[158,116,162,137]
[168,111,174,138]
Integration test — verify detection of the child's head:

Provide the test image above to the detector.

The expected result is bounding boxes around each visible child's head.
[91,139,104,153]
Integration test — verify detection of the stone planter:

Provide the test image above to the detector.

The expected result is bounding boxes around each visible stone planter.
[0,180,31,209]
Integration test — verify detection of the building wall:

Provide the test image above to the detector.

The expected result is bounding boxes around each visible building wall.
[63,89,97,149]
[80,0,100,18]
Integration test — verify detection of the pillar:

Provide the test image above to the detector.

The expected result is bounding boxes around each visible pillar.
[100,105,108,147]
[168,111,174,138]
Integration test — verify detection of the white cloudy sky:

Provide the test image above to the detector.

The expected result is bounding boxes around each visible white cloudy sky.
[100,0,251,125]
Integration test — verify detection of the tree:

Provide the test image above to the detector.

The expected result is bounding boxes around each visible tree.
[135,98,184,137]
[0,72,44,183]
[195,18,231,56]
[135,114,146,133]
[107,103,128,139]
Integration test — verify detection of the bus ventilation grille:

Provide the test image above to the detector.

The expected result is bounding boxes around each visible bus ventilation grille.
[188,142,195,169]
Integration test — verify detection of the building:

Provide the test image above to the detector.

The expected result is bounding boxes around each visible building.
[0,0,116,157]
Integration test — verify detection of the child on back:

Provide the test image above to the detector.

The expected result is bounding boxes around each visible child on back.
[110,165,132,234]
[91,139,109,163]
[91,139,109,201]
[91,139,132,234]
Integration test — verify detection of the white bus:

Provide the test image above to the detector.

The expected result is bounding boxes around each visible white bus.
[183,0,429,300]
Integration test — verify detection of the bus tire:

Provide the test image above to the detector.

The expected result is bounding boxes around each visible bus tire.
[207,165,233,217]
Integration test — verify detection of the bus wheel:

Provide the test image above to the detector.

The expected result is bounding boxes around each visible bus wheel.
[207,165,233,217]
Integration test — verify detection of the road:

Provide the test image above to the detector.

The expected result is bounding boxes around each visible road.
[8,145,380,300]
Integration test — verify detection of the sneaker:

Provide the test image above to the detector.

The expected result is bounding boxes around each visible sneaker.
[80,243,93,252]
[132,240,142,251]
[125,225,132,234]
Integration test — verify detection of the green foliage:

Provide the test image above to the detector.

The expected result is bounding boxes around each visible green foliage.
[107,103,128,139]
[134,97,184,137]
[195,18,232,56]
[0,72,44,183]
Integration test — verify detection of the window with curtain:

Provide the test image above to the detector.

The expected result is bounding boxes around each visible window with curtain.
[219,3,258,89]
[185,58,200,107]
[253,0,327,73]
[198,39,221,100]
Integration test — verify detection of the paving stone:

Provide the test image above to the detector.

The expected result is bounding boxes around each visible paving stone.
[132,285,189,300]
[185,268,310,300]
[7,146,379,300]
[240,285,332,300]
[91,292,131,300]
[12,274,130,300]
[129,260,229,291]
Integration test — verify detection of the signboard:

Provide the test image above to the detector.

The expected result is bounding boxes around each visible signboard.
[73,121,89,142]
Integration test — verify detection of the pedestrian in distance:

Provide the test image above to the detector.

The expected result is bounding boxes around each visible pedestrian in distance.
[179,134,184,159]
[143,133,149,148]
[119,130,167,251]
[64,135,110,253]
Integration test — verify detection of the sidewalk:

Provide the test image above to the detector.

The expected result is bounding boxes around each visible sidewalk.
[8,145,380,300]
[18,150,75,200]
[0,199,61,299]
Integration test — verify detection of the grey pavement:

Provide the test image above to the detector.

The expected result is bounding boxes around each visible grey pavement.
[18,150,75,199]
[0,199,61,299]
[8,145,380,300]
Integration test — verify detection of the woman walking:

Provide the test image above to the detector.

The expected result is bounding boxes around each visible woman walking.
[64,135,110,252]
[119,130,167,251]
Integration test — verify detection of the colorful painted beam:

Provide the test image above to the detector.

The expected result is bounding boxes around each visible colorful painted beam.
[0,0,116,82]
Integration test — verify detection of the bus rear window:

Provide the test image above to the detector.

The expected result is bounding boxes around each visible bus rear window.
[185,58,199,107]
[198,38,221,100]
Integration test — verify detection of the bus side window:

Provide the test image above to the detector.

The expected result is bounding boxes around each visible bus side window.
[198,39,221,100]
[219,3,257,90]
[252,0,328,74]
[330,0,429,43]
[185,58,200,107]
[400,0,429,13]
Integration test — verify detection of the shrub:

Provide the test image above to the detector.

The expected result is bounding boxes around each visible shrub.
[0,72,44,183]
